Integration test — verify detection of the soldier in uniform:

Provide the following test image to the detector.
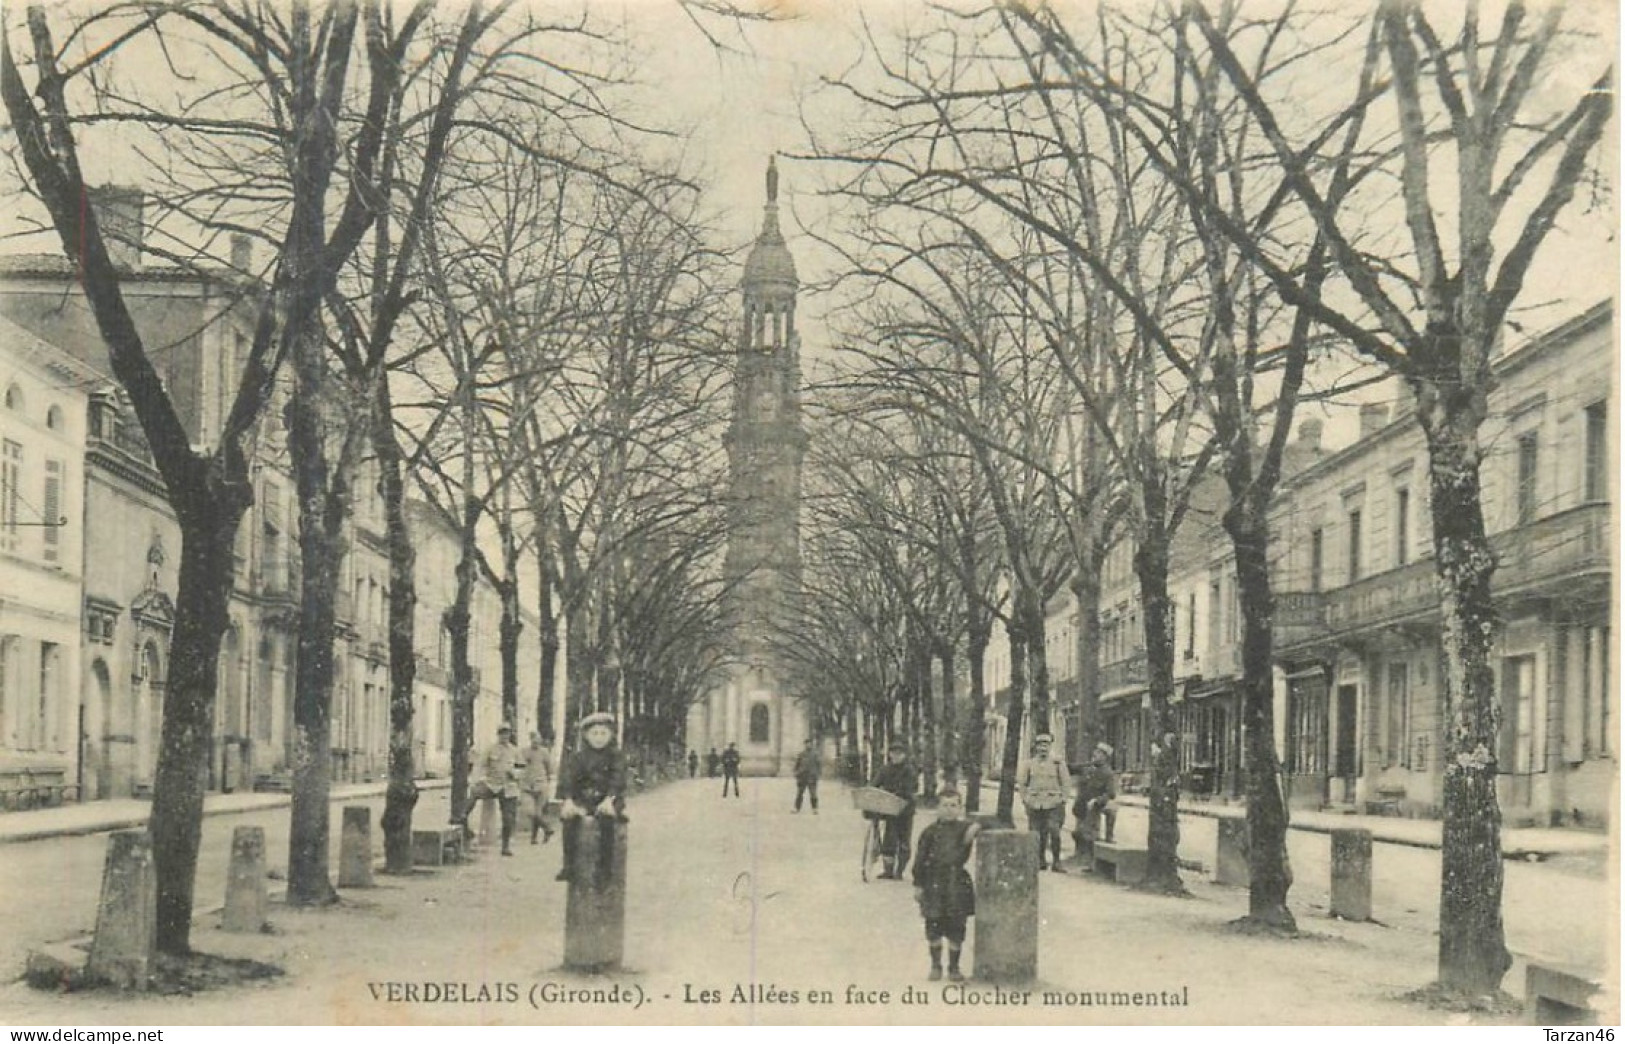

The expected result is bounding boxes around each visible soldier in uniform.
[555,712,628,885]
[912,787,980,981]
[1072,741,1119,861]
[459,725,522,855]
[521,731,555,846]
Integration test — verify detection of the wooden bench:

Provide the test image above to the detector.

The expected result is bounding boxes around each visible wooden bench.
[1092,841,1148,885]
[1526,962,1605,1025]
[412,827,465,867]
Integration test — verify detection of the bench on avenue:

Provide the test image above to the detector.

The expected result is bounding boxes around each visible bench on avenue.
[1092,840,1148,885]
[412,826,465,867]
[1525,962,1606,1025]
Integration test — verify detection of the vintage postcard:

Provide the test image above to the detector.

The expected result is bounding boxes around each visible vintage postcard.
[0,0,1616,1029]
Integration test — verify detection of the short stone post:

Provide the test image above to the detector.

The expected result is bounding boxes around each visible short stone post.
[338,805,374,888]
[1215,817,1250,888]
[87,830,156,988]
[477,795,497,848]
[971,829,1039,983]
[223,825,269,932]
[564,818,628,972]
[1329,828,1372,921]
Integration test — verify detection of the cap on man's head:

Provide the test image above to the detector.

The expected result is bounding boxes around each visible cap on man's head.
[578,712,615,731]
[1034,733,1053,744]
[497,724,515,737]
[888,741,906,754]
[1095,741,1114,756]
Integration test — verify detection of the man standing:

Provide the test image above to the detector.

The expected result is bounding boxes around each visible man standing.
[460,725,522,856]
[1020,733,1071,872]
[687,750,699,778]
[792,739,821,813]
[873,741,917,879]
[521,731,555,845]
[720,742,742,798]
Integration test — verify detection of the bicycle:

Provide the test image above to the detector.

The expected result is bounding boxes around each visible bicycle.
[851,786,907,882]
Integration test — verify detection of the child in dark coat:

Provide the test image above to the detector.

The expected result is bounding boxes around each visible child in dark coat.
[911,788,981,981]
[555,711,628,885]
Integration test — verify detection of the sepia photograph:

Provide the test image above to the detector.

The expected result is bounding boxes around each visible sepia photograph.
[0,0,1616,1029]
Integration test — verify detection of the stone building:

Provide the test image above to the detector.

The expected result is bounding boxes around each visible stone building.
[687,159,810,775]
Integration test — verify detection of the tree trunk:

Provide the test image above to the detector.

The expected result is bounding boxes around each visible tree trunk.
[1228,505,1295,928]
[995,621,1027,825]
[150,517,240,952]
[537,555,559,741]
[1071,555,1104,767]
[1025,594,1052,737]
[446,509,479,824]
[964,624,989,814]
[499,577,521,730]
[565,600,594,731]
[917,641,938,798]
[1417,381,1511,993]
[1135,532,1183,893]
[938,643,958,788]
[375,377,418,874]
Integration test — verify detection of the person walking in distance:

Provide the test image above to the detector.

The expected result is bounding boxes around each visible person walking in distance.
[459,725,522,856]
[521,731,555,846]
[873,741,917,879]
[1020,733,1071,872]
[706,747,721,778]
[792,739,821,813]
[720,742,742,798]
[555,712,628,884]
[687,750,699,778]
[913,788,980,981]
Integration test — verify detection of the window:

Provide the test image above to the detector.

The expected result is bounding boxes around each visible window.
[1394,488,1410,566]
[1502,654,1538,774]
[45,405,63,430]
[1310,528,1324,592]
[1347,508,1363,582]
[1584,401,1608,502]
[1583,625,1611,757]
[749,702,771,743]
[3,384,21,411]
[1,440,19,553]
[1386,662,1410,769]
[1515,431,1539,525]
[43,460,61,564]
[39,641,60,750]
[0,637,10,745]
[1184,593,1197,658]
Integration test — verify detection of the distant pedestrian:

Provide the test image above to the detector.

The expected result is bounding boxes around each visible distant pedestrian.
[687,750,699,778]
[459,725,522,856]
[872,741,917,878]
[792,739,821,813]
[720,742,741,797]
[555,712,628,885]
[521,731,555,846]
[706,747,720,778]
[1020,733,1071,872]
[913,787,980,982]
[1073,742,1118,861]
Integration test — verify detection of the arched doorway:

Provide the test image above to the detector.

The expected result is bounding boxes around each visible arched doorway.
[83,659,114,799]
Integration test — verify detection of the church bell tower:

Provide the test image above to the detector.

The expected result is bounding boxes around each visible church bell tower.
[687,157,808,775]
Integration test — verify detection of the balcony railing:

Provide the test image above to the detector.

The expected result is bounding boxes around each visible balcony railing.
[1099,649,1146,692]
[1314,502,1609,637]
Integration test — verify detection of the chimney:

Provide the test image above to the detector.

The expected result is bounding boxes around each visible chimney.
[1358,402,1390,440]
[1298,417,1324,453]
[229,234,253,274]
[89,185,145,269]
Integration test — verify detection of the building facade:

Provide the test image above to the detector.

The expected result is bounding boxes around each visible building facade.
[688,159,810,775]
[976,303,1613,829]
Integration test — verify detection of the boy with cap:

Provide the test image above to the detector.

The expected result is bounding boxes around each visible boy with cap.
[555,711,628,884]
[912,788,980,981]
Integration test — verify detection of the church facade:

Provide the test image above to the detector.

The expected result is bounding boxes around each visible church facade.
[686,160,809,775]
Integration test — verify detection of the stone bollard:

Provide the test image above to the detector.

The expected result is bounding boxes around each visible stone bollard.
[1215,817,1251,888]
[223,825,269,932]
[564,818,628,972]
[87,830,156,988]
[972,829,1039,984]
[338,806,374,888]
[1329,828,1372,921]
